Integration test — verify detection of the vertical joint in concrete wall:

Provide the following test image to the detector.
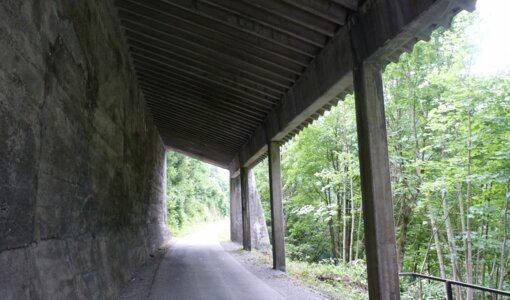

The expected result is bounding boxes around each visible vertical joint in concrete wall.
[353,61,400,300]
[268,141,286,271]
[241,167,251,250]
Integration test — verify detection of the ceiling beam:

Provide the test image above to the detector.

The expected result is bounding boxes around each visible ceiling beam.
[140,84,266,123]
[281,0,349,24]
[150,110,250,144]
[331,0,359,11]
[136,67,275,109]
[130,44,285,99]
[154,0,320,57]
[131,53,279,104]
[143,91,259,130]
[137,76,270,117]
[202,0,328,47]
[233,0,476,170]
[127,39,288,94]
[239,0,337,36]
[118,0,309,69]
[119,0,312,66]
[150,111,246,145]
[122,22,297,85]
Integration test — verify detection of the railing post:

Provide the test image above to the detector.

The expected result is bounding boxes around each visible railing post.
[445,281,453,300]
[419,277,423,300]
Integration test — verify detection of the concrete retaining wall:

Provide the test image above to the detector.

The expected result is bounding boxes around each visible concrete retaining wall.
[0,0,168,298]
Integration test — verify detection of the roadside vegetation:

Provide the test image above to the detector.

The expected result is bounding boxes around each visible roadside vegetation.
[165,151,229,236]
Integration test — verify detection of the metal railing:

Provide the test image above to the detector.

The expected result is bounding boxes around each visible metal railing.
[400,272,510,300]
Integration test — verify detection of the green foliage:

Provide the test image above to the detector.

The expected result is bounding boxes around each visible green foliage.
[287,259,368,300]
[166,151,229,235]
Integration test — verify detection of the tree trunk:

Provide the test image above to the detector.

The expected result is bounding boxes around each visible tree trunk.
[349,175,355,262]
[327,188,341,260]
[328,218,340,260]
[465,114,474,300]
[490,259,497,288]
[441,189,463,300]
[430,211,447,278]
[342,160,348,262]
[497,180,509,290]
[398,193,412,272]
[441,189,461,279]
[355,201,363,261]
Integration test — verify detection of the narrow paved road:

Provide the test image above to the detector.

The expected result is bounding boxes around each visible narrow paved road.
[148,229,285,300]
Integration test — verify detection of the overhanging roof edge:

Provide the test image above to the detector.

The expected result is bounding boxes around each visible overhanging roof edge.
[232,0,477,171]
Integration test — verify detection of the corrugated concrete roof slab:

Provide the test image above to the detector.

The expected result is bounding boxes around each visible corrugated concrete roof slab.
[115,0,476,168]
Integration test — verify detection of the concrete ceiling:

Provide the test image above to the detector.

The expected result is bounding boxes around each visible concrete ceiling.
[115,0,475,168]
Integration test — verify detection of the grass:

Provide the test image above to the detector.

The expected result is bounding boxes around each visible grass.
[287,259,368,300]
[251,250,369,299]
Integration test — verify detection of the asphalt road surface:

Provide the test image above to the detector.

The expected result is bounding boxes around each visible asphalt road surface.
[148,230,285,300]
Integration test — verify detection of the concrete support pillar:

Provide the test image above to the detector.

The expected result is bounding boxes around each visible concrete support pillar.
[241,167,251,250]
[353,61,400,299]
[268,142,286,271]
[229,174,242,243]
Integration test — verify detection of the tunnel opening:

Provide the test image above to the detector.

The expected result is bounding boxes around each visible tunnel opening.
[165,150,230,238]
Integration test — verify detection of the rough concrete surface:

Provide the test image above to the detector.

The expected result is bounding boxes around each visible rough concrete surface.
[230,170,270,251]
[116,242,172,300]
[229,176,243,244]
[248,169,271,251]
[0,0,168,298]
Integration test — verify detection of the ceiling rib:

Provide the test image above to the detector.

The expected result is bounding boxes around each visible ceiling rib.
[281,0,349,24]
[149,111,248,143]
[152,0,320,57]
[239,0,338,36]
[120,15,303,79]
[120,0,313,64]
[143,91,261,129]
[131,54,280,104]
[136,67,277,108]
[141,87,266,123]
[119,1,308,70]
[129,41,288,95]
[131,46,284,99]
[116,0,352,166]
[137,78,270,117]
[201,0,328,47]
[122,23,297,85]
